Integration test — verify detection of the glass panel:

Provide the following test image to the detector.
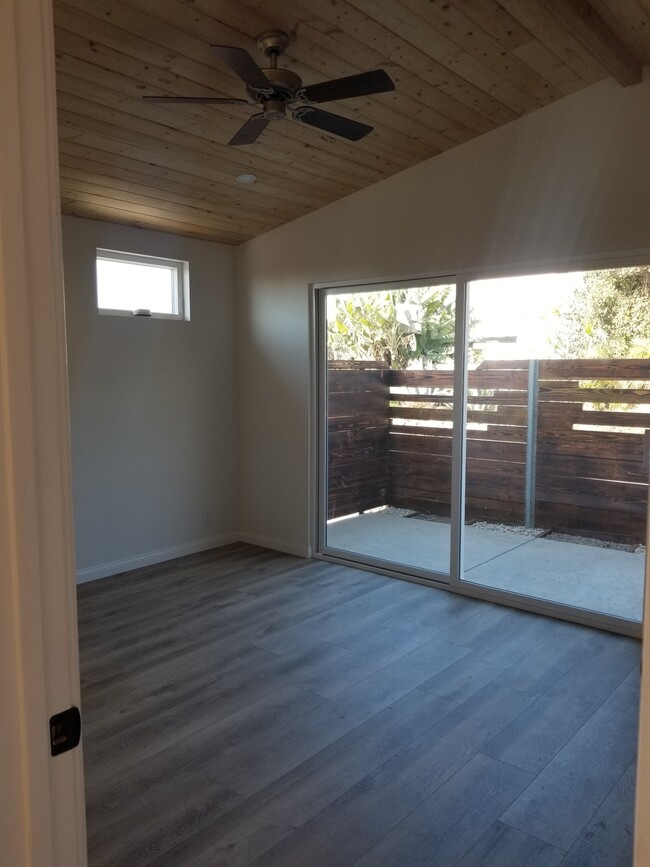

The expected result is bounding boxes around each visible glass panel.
[324,281,456,578]
[461,269,649,623]
[96,256,178,314]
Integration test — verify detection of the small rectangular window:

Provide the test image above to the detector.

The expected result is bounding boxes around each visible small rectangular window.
[96,249,190,320]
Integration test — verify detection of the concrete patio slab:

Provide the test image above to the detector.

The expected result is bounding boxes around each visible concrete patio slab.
[326,514,645,623]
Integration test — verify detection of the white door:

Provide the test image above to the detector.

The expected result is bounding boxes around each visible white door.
[0,0,86,864]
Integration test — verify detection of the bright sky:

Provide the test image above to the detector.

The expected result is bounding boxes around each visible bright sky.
[468,271,585,360]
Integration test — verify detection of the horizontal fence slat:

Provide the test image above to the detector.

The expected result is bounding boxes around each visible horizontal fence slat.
[538,359,650,380]
[329,391,389,416]
[536,475,648,513]
[327,360,649,538]
[536,453,648,483]
[534,502,646,542]
[537,430,645,461]
[389,370,529,388]
[475,359,530,370]
[391,406,528,424]
[389,432,527,462]
[538,386,650,404]
[328,369,389,393]
[329,414,390,431]
[328,359,390,370]
[572,410,650,429]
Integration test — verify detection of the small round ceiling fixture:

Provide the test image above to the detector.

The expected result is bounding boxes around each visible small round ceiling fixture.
[235,172,257,185]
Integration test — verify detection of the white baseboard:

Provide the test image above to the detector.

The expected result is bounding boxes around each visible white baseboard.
[75,532,240,584]
[238,532,312,559]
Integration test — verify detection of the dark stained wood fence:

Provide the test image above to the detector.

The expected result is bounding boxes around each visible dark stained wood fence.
[535,359,650,542]
[389,361,530,524]
[327,361,390,519]
[327,359,650,542]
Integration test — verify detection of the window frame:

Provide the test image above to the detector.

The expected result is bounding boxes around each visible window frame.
[95,248,190,320]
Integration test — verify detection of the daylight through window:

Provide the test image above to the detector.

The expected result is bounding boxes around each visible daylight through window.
[96,249,189,319]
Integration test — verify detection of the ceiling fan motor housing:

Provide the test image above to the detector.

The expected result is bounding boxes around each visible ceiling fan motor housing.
[250,67,303,100]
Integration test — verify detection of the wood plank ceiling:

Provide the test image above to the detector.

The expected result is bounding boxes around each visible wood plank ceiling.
[53,0,650,246]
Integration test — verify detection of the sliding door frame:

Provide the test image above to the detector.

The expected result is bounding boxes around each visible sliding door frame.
[316,274,464,585]
[313,261,646,639]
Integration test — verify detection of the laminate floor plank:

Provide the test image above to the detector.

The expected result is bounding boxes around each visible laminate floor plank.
[559,760,636,867]
[84,640,344,767]
[419,650,507,703]
[501,668,641,850]
[235,683,535,867]
[456,820,565,867]
[152,688,454,867]
[483,634,640,773]
[350,754,533,867]
[78,544,641,867]
[255,580,428,655]
[85,684,321,811]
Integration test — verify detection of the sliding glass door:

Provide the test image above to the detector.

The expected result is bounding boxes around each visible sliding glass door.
[459,270,648,627]
[320,279,459,581]
[317,267,647,634]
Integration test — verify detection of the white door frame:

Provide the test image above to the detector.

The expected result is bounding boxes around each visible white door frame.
[0,0,86,864]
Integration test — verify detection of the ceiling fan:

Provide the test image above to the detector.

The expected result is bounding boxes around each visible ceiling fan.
[143,30,395,146]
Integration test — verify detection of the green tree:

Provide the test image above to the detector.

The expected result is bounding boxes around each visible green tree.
[551,266,650,360]
[327,286,455,369]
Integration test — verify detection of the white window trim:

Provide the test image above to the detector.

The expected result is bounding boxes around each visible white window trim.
[95,248,190,320]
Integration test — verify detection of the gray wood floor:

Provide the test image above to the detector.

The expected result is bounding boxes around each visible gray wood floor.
[77,543,641,867]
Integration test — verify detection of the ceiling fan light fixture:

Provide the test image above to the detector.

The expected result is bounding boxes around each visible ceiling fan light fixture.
[235,172,257,185]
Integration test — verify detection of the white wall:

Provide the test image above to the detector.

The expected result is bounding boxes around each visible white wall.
[63,216,237,581]
[235,75,650,557]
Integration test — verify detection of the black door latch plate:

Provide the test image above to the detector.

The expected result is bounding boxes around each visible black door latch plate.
[49,706,82,756]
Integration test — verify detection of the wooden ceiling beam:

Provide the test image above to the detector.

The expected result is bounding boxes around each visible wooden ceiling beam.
[537,0,643,86]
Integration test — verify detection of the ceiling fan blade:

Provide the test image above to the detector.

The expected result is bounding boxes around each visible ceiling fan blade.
[228,113,271,146]
[143,96,251,105]
[299,69,395,104]
[210,45,272,92]
[292,106,372,141]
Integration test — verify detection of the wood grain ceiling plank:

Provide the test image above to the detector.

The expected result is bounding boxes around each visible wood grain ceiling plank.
[92,0,440,165]
[436,3,584,96]
[253,0,519,126]
[385,0,562,108]
[55,72,398,192]
[58,150,312,224]
[56,116,335,213]
[60,200,246,243]
[56,93,360,205]
[59,174,279,234]
[161,0,471,150]
[587,0,650,64]
[537,0,643,85]
[497,0,625,84]
[53,30,427,186]
[58,167,289,232]
[54,0,428,167]
[54,51,416,188]
[289,4,498,136]
[291,19,478,145]
[59,185,260,235]
[447,0,535,51]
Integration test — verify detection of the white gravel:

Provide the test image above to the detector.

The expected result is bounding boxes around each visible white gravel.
[365,508,645,552]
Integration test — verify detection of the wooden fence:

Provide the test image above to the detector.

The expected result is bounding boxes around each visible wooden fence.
[327,361,390,519]
[327,359,650,542]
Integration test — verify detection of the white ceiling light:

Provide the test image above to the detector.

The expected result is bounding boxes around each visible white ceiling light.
[235,173,257,185]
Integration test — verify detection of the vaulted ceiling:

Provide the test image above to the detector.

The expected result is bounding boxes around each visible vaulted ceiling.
[53,0,650,245]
